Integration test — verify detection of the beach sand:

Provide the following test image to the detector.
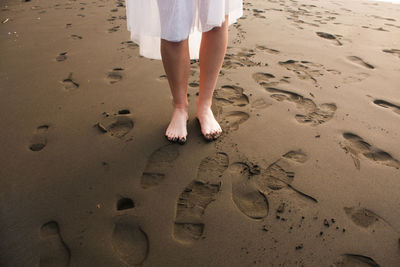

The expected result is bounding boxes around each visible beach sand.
[1,0,400,266]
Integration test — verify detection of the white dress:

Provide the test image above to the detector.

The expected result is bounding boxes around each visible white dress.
[125,0,243,60]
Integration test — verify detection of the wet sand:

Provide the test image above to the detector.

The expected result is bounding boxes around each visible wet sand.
[1,0,400,266]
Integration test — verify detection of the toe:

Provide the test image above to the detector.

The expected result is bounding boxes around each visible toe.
[205,133,213,141]
[178,136,186,144]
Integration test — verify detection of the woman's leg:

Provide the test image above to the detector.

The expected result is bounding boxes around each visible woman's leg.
[160,38,191,143]
[197,15,229,140]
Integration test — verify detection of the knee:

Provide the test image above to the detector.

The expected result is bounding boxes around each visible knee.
[161,38,187,47]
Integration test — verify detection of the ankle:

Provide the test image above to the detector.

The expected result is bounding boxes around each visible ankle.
[196,100,212,110]
[174,102,189,111]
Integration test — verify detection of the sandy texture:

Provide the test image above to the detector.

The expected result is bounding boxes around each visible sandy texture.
[1,0,400,266]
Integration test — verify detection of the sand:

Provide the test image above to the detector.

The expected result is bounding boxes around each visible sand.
[1,0,400,266]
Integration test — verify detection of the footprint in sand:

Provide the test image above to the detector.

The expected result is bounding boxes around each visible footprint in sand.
[70,34,82,40]
[255,45,280,54]
[252,72,276,84]
[96,110,134,139]
[382,48,400,59]
[252,72,284,88]
[112,216,149,266]
[140,144,179,189]
[346,56,375,69]
[265,87,337,126]
[29,125,49,151]
[251,98,272,109]
[333,254,380,267]
[316,31,343,46]
[341,132,400,170]
[39,221,70,267]
[343,72,369,83]
[117,197,135,211]
[278,59,324,85]
[228,162,269,220]
[254,150,317,203]
[61,73,79,91]
[121,40,139,49]
[222,47,259,69]
[108,26,120,33]
[56,52,67,62]
[106,68,124,84]
[219,111,250,131]
[213,85,249,107]
[344,207,381,228]
[173,152,229,244]
[373,99,400,115]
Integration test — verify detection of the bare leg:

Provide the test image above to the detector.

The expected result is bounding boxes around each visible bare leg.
[160,38,190,143]
[197,15,229,140]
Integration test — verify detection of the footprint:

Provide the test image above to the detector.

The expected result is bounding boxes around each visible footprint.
[316,31,342,46]
[61,73,79,90]
[341,132,400,170]
[266,87,337,126]
[346,56,375,69]
[39,221,70,267]
[382,48,400,59]
[29,125,49,151]
[108,26,120,33]
[295,102,337,125]
[254,150,317,203]
[96,110,134,139]
[252,72,282,88]
[279,59,324,85]
[229,162,269,219]
[255,45,280,54]
[220,111,250,131]
[344,207,380,228]
[121,40,139,49]
[106,68,124,84]
[117,197,135,211]
[252,8,266,18]
[251,98,271,109]
[222,47,258,69]
[213,85,249,107]
[373,99,400,115]
[70,34,82,40]
[140,144,179,189]
[112,216,149,266]
[333,254,380,267]
[173,152,229,244]
[343,72,369,83]
[56,52,67,62]
[252,72,276,84]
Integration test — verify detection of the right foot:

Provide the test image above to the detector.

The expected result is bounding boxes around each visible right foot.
[165,107,189,144]
[196,105,223,141]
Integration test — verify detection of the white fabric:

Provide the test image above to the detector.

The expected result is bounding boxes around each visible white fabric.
[125,0,243,60]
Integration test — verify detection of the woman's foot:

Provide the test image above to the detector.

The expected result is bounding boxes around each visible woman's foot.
[165,106,189,144]
[196,104,222,141]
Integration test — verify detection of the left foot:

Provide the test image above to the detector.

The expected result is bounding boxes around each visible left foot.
[196,105,222,141]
